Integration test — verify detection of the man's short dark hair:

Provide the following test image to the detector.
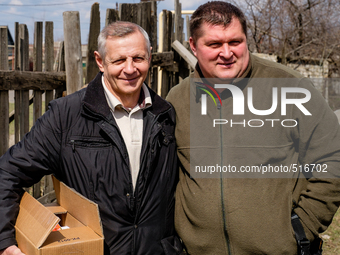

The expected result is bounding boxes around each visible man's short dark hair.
[190,1,247,42]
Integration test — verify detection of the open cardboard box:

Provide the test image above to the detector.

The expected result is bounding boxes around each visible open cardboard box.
[15,177,104,255]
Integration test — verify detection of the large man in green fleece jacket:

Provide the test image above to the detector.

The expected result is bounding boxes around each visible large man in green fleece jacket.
[166,1,340,254]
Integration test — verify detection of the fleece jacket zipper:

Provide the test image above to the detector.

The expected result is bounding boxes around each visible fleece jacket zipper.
[219,105,232,254]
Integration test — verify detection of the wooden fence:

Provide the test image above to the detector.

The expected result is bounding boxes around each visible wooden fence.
[0,0,195,202]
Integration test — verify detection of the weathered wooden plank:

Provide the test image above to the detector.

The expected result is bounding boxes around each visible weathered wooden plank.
[57,41,65,72]
[19,24,30,141]
[42,22,55,197]
[20,24,29,72]
[174,0,183,43]
[150,1,158,93]
[105,9,119,26]
[9,94,33,124]
[55,41,66,98]
[0,91,9,155]
[45,21,54,108]
[45,22,54,73]
[63,11,83,95]
[136,2,152,87]
[173,0,184,86]
[17,24,30,192]
[45,91,54,110]
[0,71,66,90]
[151,52,174,67]
[121,1,153,34]
[86,3,100,84]
[0,27,8,69]
[120,4,130,22]
[0,27,9,155]
[34,22,43,72]
[161,10,173,98]
[14,23,20,143]
[20,90,29,142]
[14,22,19,71]
[33,21,43,124]
[163,11,173,52]
[14,90,20,143]
[18,23,31,193]
[140,2,152,35]
[186,15,191,40]
[163,62,179,73]
[43,175,54,197]
[172,40,197,70]
[150,1,157,51]
[33,21,43,196]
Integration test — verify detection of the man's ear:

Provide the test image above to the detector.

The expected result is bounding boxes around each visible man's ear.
[94,51,105,72]
[189,37,197,57]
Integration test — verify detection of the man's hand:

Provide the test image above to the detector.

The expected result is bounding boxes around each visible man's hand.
[0,245,25,255]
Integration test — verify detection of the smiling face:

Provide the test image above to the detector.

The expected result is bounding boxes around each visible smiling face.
[95,31,151,107]
[190,17,249,80]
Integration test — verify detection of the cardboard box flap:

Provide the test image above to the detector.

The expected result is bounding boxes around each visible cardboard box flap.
[52,177,103,237]
[15,192,60,248]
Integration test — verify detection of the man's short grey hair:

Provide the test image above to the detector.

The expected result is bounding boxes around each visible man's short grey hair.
[97,21,151,60]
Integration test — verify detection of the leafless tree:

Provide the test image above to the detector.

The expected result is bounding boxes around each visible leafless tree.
[231,0,340,75]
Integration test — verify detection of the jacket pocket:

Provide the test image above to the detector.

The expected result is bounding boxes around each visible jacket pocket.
[161,235,183,255]
[68,136,112,151]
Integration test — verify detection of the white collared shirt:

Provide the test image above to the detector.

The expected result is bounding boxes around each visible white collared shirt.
[102,75,152,191]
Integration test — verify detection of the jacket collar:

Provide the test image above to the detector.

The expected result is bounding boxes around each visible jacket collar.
[82,72,112,120]
[82,72,171,121]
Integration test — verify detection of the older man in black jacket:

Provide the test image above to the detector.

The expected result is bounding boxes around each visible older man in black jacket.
[0,21,180,255]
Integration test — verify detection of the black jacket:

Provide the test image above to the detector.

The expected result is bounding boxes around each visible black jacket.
[0,72,180,254]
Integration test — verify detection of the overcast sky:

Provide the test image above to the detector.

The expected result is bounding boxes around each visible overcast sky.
[0,0,207,44]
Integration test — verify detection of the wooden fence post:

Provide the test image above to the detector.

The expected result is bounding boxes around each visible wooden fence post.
[150,1,158,93]
[63,11,83,95]
[173,0,186,86]
[0,27,9,155]
[45,22,54,108]
[44,22,55,195]
[139,2,152,88]
[105,9,119,26]
[174,0,183,44]
[33,22,43,123]
[161,10,173,98]
[14,22,20,144]
[33,21,43,198]
[186,15,191,41]
[55,41,65,98]
[86,3,100,84]
[42,22,55,193]
[19,24,30,141]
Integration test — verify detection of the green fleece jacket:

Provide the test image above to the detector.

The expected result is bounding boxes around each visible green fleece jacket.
[166,53,340,255]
